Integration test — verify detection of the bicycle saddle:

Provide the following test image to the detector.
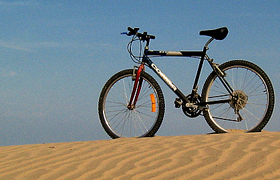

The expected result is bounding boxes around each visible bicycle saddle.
[200,27,228,40]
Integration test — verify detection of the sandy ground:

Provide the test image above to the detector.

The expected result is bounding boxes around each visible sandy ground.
[1,131,280,180]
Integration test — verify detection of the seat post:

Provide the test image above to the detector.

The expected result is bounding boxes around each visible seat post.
[204,37,214,49]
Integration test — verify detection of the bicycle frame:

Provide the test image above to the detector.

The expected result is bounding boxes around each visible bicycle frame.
[128,37,234,110]
[99,27,274,138]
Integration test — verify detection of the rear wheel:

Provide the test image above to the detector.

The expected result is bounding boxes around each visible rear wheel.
[98,69,165,138]
[202,60,274,133]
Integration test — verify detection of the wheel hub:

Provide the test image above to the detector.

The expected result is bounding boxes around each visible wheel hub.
[229,90,248,111]
[127,104,135,110]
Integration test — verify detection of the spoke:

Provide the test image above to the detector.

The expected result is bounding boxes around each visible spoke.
[213,116,237,122]
[122,79,129,104]
[208,94,230,99]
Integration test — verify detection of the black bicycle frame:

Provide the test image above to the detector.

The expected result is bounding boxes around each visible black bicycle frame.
[144,50,204,105]
[142,38,234,107]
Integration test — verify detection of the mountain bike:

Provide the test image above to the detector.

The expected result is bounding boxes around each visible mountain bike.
[98,27,275,138]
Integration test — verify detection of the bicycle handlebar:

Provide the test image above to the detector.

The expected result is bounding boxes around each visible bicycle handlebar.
[121,27,156,41]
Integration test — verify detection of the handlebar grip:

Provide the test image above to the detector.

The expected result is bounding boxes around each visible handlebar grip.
[137,32,156,40]
[150,35,155,39]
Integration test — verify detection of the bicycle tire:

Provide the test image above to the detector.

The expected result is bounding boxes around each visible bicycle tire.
[98,69,165,138]
[202,60,274,133]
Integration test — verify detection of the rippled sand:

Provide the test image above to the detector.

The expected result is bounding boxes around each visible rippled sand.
[1,131,280,179]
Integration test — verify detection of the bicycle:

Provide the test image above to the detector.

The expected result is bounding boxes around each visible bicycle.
[98,27,275,138]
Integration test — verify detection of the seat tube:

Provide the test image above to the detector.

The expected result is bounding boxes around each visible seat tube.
[191,49,206,96]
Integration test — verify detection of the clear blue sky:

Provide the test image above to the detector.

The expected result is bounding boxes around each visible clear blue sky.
[0,0,279,146]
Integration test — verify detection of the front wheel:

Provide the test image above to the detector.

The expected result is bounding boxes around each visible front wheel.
[98,69,165,138]
[202,60,274,133]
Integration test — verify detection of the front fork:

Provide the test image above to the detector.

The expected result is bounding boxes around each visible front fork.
[127,64,145,110]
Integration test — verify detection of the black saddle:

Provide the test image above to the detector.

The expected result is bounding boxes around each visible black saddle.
[200,27,228,40]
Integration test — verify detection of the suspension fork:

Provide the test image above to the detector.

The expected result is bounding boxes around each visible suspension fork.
[127,63,145,109]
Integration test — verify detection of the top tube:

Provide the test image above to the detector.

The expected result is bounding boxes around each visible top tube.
[146,50,204,57]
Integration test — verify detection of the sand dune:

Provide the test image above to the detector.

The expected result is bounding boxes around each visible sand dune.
[1,131,280,179]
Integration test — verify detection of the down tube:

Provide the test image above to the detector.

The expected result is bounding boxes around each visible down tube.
[145,58,189,103]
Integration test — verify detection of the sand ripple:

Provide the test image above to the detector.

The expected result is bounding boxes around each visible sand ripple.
[1,132,280,179]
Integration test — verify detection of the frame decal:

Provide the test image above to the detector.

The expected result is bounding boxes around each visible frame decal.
[150,63,177,91]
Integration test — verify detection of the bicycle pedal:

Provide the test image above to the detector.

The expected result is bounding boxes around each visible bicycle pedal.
[174,98,182,108]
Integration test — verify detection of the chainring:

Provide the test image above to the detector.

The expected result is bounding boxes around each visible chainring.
[182,94,202,118]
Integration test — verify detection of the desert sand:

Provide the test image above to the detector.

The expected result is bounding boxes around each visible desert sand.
[0,131,280,180]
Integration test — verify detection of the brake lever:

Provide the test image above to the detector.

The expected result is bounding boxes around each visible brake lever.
[121,27,155,39]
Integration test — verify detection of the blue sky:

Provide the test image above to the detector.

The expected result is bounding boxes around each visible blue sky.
[0,0,279,146]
